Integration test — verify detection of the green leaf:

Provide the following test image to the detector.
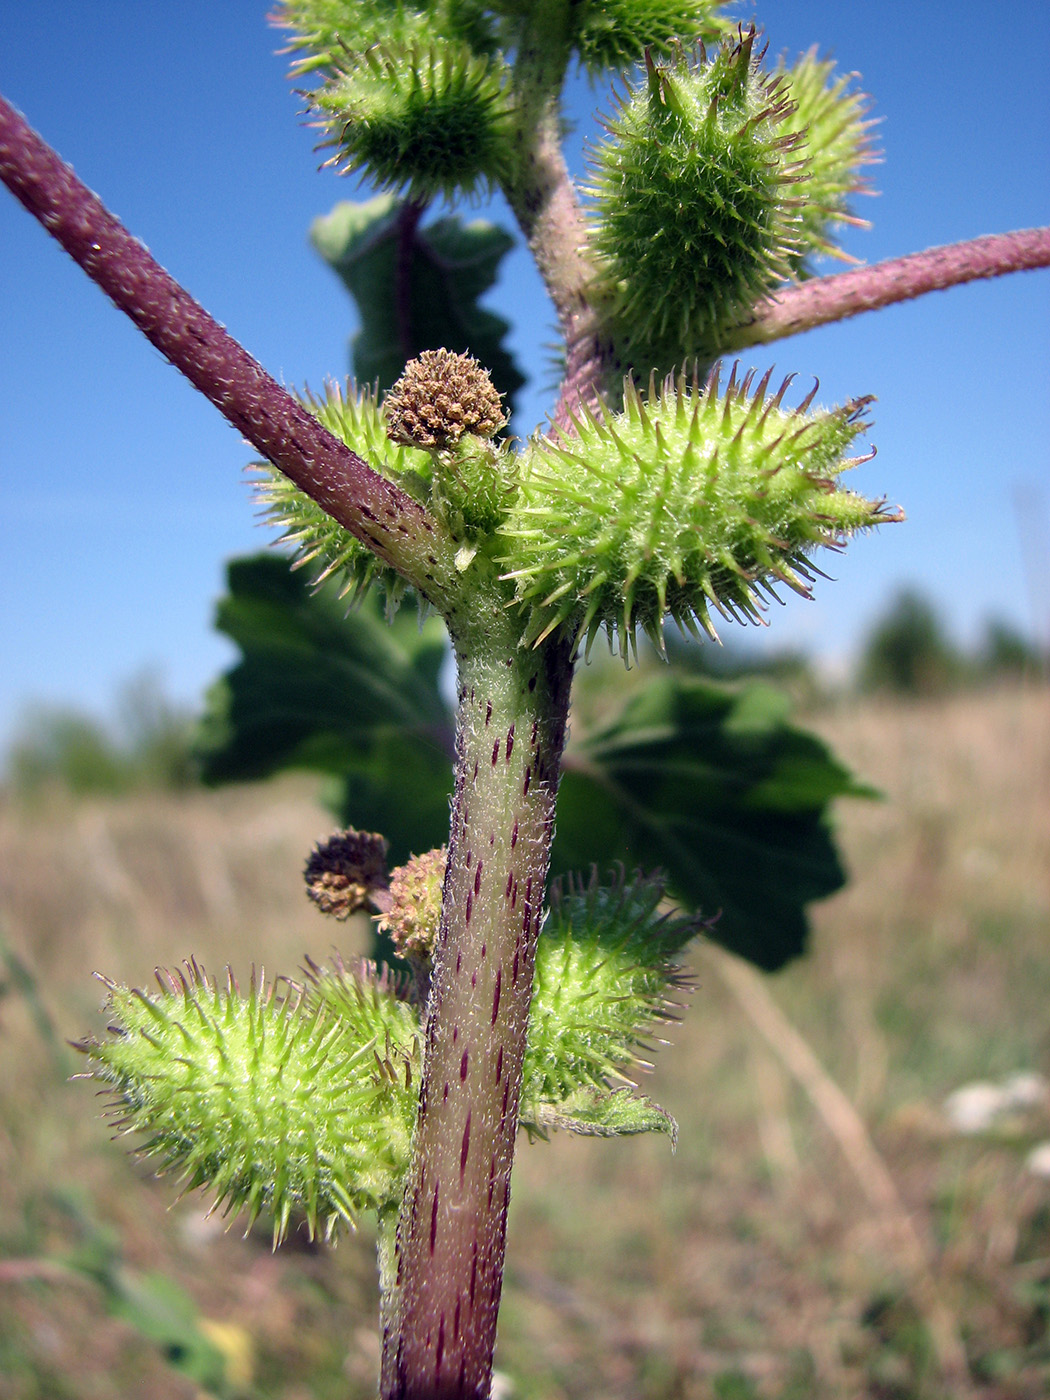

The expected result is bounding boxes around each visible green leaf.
[554,674,871,970]
[199,556,871,966]
[195,554,454,864]
[521,1086,677,1143]
[311,194,525,413]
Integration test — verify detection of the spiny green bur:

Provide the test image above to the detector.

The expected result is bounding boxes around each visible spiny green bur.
[255,383,431,608]
[587,32,803,371]
[520,871,697,1141]
[276,1,502,75]
[310,41,512,200]
[566,0,733,72]
[83,874,694,1240]
[776,48,877,269]
[501,366,898,653]
[85,963,418,1246]
[260,361,896,656]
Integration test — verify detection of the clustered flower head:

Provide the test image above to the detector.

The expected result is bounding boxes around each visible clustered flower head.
[376,846,447,963]
[384,349,507,450]
[304,827,389,918]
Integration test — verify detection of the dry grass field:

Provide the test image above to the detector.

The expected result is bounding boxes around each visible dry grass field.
[1,684,1048,1399]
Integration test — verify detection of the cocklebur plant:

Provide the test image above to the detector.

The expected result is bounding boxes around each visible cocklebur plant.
[1,4,1047,1397]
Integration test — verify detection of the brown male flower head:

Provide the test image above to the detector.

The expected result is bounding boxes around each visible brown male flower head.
[384,349,506,450]
[304,827,389,919]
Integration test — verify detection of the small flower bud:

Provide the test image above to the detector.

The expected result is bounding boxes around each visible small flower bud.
[304,828,389,919]
[377,846,447,961]
[384,350,506,450]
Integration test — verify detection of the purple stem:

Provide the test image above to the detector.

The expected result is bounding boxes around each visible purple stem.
[381,629,575,1399]
[0,93,457,601]
[724,227,1050,348]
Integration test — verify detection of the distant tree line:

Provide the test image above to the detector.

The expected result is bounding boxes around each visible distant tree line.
[669,588,1046,700]
[856,588,1047,696]
[4,671,198,798]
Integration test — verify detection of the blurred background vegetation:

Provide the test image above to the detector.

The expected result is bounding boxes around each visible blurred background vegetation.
[2,581,1049,1398]
[5,671,199,801]
[4,585,1043,802]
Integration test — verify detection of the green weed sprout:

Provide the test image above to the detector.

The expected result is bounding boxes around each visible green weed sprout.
[2,3,1048,1396]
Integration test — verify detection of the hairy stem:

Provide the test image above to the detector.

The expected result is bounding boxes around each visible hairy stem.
[0,93,458,601]
[723,227,1050,348]
[503,4,606,425]
[382,605,574,1399]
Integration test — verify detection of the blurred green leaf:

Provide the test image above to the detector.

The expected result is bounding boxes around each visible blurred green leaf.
[0,924,71,1078]
[52,1190,233,1395]
[195,554,454,864]
[311,193,526,414]
[554,676,873,970]
[108,1270,230,1393]
[198,556,870,967]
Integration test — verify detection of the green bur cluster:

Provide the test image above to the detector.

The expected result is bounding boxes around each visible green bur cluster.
[82,0,901,1277]
[82,963,419,1246]
[587,33,876,374]
[258,361,895,659]
[278,1,512,201]
[273,0,751,229]
[277,0,503,73]
[82,875,695,1243]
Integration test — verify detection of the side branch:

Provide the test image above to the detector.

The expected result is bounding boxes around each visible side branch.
[724,227,1050,349]
[0,93,458,600]
[503,9,605,427]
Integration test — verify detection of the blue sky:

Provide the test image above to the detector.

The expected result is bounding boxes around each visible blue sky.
[1,3,1048,751]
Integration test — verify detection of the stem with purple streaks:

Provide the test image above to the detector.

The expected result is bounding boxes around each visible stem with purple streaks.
[382,607,574,1398]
